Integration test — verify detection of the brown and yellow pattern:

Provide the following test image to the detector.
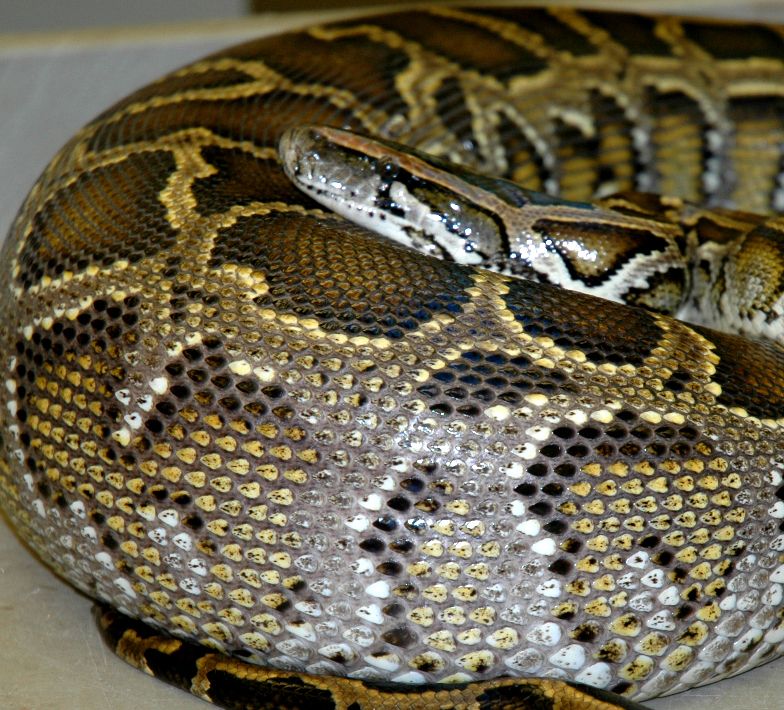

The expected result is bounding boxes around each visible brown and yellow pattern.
[3,6,784,710]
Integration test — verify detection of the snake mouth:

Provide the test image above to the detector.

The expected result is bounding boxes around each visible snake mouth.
[279,125,362,185]
[278,125,388,213]
[277,125,310,181]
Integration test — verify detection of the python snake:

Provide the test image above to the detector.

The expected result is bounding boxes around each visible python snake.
[4,6,784,709]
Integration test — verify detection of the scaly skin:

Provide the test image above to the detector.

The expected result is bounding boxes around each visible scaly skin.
[4,7,784,709]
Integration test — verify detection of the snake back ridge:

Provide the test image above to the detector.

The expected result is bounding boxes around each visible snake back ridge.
[4,6,784,709]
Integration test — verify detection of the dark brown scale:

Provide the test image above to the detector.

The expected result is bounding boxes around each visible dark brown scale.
[91,67,260,122]
[230,31,413,122]
[692,326,784,417]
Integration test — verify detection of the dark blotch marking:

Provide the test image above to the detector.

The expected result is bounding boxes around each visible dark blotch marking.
[16,152,178,291]
[193,146,321,216]
[377,561,403,576]
[359,537,385,553]
[582,11,672,56]
[548,558,572,575]
[89,94,361,152]
[383,602,404,617]
[366,11,547,80]
[211,212,471,339]
[502,277,665,367]
[676,604,695,620]
[182,514,204,530]
[561,538,581,553]
[382,625,416,648]
[692,324,784,419]
[653,551,673,567]
[91,67,257,121]
[434,76,477,152]
[610,681,634,697]
[514,482,537,496]
[623,266,689,315]
[476,682,555,709]
[400,478,424,493]
[373,516,398,531]
[494,109,549,187]
[569,681,650,709]
[589,90,641,196]
[531,218,669,288]
[682,20,784,60]
[476,8,596,55]
[440,349,577,412]
[414,497,439,513]
[228,29,411,120]
[207,671,338,710]
[543,519,567,534]
[571,622,600,642]
[528,501,551,516]
[389,539,414,553]
[144,646,208,696]
[387,496,411,511]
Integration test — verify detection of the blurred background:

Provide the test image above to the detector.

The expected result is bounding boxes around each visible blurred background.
[3,0,784,33]
[1,0,246,32]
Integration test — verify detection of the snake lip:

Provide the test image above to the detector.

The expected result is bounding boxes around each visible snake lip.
[279,125,381,206]
[278,126,311,180]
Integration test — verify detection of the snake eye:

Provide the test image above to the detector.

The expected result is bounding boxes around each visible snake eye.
[380,160,398,180]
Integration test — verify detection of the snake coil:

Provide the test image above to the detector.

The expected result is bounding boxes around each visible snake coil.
[4,7,784,709]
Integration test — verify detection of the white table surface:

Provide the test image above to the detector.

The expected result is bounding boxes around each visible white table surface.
[3,3,784,709]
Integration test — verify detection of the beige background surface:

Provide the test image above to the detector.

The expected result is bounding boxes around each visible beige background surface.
[3,3,784,709]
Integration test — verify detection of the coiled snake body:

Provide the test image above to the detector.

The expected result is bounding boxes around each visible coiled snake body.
[4,7,784,709]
